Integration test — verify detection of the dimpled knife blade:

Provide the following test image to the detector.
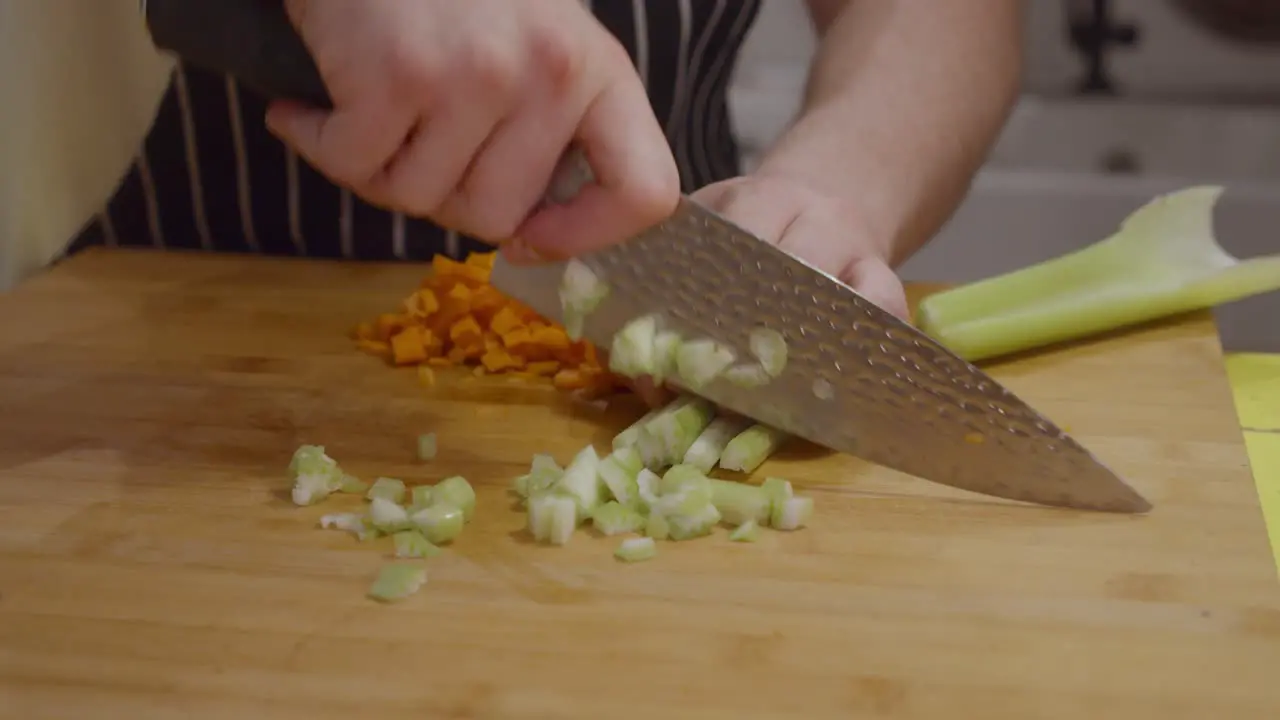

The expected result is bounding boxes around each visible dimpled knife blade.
[491,200,1151,514]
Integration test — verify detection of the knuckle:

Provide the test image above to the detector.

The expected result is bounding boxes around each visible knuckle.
[456,40,521,95]
[385,42,444,95]
[526,24,584,94]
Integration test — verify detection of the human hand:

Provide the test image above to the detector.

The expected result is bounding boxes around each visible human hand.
[692,172,910,321]
[267,0,679,259]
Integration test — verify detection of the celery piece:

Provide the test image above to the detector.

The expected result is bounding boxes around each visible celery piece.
[709,479,771,526]
[652,330,682,383]
[369,497,413,533]
[432,476,476,521]
[417,433,437,461]
[729,520,761,542]
[591,501,647,536]
[915,186,1280,362]
[684,415,752,473]
[771,496,814,531]
[609,314,659,377]
[636,468,662,513]
[719,424,787,473]
[560,259,610,340]
[367,477,407,504]
[531,453,561,476]
[761,477,794,507]
[748,327,788,377]
[614,536,658,563]
[512,474,530,499]
[518,454,565,501]
[667,503,722,541]
[393,530,444,558]
[368,563,427,603]
[408,484,434,513]
[289,444,339,478]
[643,397,715,467]
[292,473,336,507]
[613,408,662,451]
[288,445,345,506]
[659,464,712,496]
[675,338,736,388]
[598,447,644,507]
[645,511,671,540]
[554,445,603,516]
[319,512,365,533]
[723,363,771,388]
[338,474,368,494]
[528,493,577,545]
[411,503,465,544]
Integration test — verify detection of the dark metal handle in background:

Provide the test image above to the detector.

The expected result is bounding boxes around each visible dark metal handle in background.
[142,0,593,205]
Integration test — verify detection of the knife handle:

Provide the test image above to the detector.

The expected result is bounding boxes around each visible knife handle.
[142,0,593,205]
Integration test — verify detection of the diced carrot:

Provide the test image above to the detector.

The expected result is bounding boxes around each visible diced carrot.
[391,326,428,366]
[357,339,391,358]
[427,357,451,368]
[449,316,483,347]
[374,313,411,341]
[433,255,489,285]
[417,365,437,387]
[526,361,561,376]
[481,348,522,373]
[489,306,523,336]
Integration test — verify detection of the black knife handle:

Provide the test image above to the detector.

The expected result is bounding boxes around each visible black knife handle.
[144,0,332,108]
[142,0,594,204]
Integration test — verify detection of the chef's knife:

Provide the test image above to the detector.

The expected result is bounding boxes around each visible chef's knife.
[143,0,1152,514]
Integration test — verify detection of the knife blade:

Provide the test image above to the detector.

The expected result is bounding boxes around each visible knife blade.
[143,0,1152,514]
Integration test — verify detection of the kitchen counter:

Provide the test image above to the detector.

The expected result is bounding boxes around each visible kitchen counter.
[1,248,1278,719]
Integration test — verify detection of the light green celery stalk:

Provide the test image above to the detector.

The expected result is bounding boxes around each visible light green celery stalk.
[915,186,1280,362]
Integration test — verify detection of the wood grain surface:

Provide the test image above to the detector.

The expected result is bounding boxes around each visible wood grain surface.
[1,248,1278,719]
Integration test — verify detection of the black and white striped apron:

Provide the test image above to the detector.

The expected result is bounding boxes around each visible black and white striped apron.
[69,1,763,262]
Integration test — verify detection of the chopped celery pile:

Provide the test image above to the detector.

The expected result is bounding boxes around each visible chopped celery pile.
[916,185,1280,362]
[288,445,346,506]
[559,259,610,340]
[720,424,789,473]
[604,313,789,391]
[393,530,444,558]
[368,564,428,603]
[367,477,407,504]
[614,537,657,563]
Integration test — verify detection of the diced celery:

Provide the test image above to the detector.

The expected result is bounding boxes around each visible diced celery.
[591,501,647,536]
[675,339,736,388]
[709,479,771,526]
[369,497,413,533]
[432,476,476,521]
[719,424,787,473]
[531,454,562,476]
[367,477,407,504]
[319,512,365,533]
[554,445,603,515]
[723,363,771,388]
[409,484,434,512]
[288,445,345,506]
[393,530,444,558]
[599,447,644,507]
[636,468,662,513]
[684,415,752,473]
[609,314,659,377]
[652,331,682,383]
[411,503,465,544]
[659,464,712,496]
[613,408,662,451]
[512,474,530,498]
[614,536,658,563]
[642,397,715,467]
[749,327,787,377]
[338,474,368,494]
[289,444,339,478]
[771,496,813,531]
[761,477,794,508]
[645,511,670,540]
[915,185,1280,362]
[368,563,427,603]
[667,504,722,541]
[730,520,761,542]
[560,259,610,340]
[417,433,437,461]
[292,473,336,507]
[528,493,577,545]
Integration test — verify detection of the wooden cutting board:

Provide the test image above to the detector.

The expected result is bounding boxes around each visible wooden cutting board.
[1,248,1278,719]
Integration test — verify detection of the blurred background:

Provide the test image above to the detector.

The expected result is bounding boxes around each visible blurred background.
[732,0,1280,352]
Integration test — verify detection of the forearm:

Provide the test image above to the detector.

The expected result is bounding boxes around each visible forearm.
[757,0,1024,266]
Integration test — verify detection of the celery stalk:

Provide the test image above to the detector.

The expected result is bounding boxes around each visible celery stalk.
[709,479,771,526]
[684,415,752,473]
[368,564,427,603]
[636,468,662,512]
[432,476,476,521]
[410,503,465,544]
[591,501,647,535]
[367,477,407,504]
[652,331,682,383]
[613,408,662,451]
[560,259,610,340]
[614,536,657,562]
[915,185,1280,362]
[639,397,715,468]
[393,530,444,558]
[719,424,788,473]
[772,496,813,531]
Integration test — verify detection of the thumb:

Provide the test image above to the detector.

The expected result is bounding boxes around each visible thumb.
[265,100,332,162]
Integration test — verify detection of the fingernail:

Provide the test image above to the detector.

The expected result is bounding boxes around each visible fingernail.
[500,237,547,265]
